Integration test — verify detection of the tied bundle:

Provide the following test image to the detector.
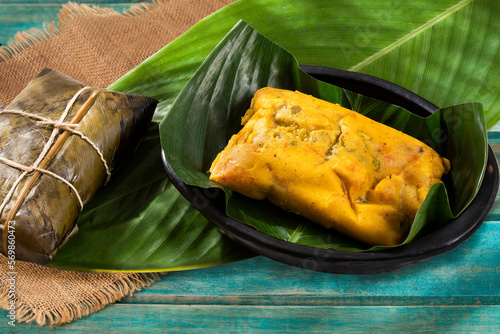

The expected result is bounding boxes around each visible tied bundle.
[0,68,157,265]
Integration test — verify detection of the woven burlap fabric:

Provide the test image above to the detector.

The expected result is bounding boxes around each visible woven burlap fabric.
[0,0,235,326]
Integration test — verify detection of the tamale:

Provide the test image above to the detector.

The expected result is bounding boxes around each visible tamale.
[0,68,157,265]
[210,87,450,246]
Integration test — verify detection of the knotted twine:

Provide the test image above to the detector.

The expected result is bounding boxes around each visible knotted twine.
[0,0,236,326]
[0,87,112,250]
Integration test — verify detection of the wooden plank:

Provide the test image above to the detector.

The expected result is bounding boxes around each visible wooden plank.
[0,4,63,46]
[124,294,500,307]
[0,223,496,331]
[0,2,138,47]
[0,2,498,332]
[110,222,500,301]
[1,304,499,333]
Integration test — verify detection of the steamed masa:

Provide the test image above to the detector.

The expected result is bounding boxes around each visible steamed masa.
[209,87,450,246]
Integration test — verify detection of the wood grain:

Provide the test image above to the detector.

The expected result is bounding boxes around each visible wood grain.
[0,1,498,332]
[7,304,500,333]
[0,2,139,47]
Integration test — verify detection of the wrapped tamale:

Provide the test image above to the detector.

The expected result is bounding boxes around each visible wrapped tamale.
[0,68,157,264]
[210,87,450,246]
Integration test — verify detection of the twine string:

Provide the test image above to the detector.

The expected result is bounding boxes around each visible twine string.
[0,157,84,209]
[0,86,110,217]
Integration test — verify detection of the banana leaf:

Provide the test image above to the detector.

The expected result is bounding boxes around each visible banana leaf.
[50,122,252,271]
[49,0,498,271]
[111,0,500,129]
[0,68,156,265]
[160,20,487,251]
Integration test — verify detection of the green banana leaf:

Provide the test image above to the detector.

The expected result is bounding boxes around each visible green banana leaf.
[160,21,487,251]
[49,123,253,271]
[49,0,497,271]
[111,0,500,129]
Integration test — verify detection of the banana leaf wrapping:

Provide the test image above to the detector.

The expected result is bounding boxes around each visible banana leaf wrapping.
[0,68,157,265]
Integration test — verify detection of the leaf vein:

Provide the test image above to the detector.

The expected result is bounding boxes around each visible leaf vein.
[349,0,475,72]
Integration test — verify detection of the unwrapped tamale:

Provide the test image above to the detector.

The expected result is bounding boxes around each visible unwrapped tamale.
[0,68,157,264]
[209,87,450,246]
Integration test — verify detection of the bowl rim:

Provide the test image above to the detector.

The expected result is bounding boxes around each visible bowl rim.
[161,65,499,274]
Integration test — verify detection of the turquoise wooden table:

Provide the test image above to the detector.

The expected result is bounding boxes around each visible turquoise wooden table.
[1,1,499,332]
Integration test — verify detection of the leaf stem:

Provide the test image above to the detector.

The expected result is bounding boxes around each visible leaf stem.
[349,0,475,72]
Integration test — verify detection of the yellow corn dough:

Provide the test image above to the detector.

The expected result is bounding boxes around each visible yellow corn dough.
[209,87,450,246]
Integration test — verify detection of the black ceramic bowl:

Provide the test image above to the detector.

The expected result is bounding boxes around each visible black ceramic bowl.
[162,65,499,274]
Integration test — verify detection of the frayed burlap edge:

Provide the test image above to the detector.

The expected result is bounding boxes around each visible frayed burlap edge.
[1,269,161,327]
[0,0,237,327]
[0,1,162,61]
[0,0,166,327]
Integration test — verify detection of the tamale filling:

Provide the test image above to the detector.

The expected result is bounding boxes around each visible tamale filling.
[210,87,450,246]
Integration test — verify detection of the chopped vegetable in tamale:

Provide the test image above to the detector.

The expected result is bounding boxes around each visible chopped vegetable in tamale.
[209,87,450,246]
[0,68,157,265]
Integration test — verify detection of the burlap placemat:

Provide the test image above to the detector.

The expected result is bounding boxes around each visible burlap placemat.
[0,0,235,327]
